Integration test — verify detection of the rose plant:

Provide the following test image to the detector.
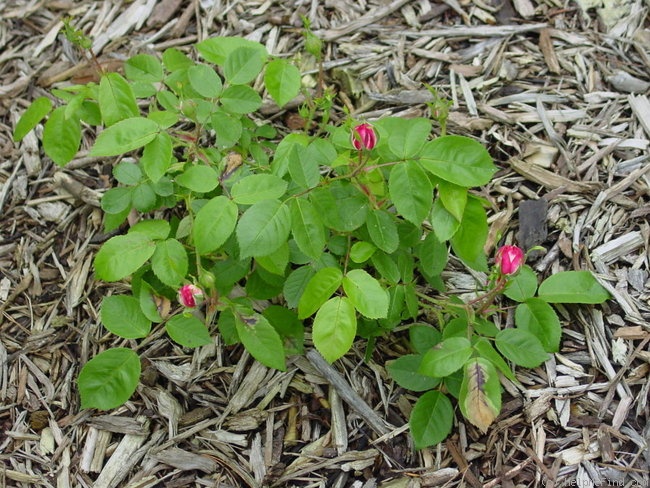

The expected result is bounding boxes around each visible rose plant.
[13,30,609,447]
[394,244,610,447]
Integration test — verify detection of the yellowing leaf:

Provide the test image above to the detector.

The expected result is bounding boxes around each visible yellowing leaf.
[459,358,501,433]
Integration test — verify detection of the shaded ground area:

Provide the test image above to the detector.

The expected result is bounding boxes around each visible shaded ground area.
[1,0,649,487]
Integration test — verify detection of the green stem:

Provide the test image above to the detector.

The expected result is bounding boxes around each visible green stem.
[342,235,352,274]
[88,48,104,76]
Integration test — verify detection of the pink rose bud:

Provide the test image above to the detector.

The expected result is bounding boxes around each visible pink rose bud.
[351,123,377,150]
[178,284,204,308]
[495,245,525,275]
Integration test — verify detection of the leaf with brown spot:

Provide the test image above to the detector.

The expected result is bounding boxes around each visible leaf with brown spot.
[459,358,501,433]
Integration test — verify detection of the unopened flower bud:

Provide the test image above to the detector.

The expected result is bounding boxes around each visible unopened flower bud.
[199,270,216,290]
[495,245,525,275]
[178,284,204,308]
[351,123,377,151]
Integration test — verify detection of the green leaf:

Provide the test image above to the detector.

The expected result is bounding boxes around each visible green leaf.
[438,181,467,222]
[349,241,376,263]
[181,97,213,123]
[79,100,102,125]
[473,317,499,338]
[236,199,291,258]
[99,72,139,126]
[43,106,81,166]
[78,348,141,410]
[442,317,468,339]
[366,210,399,254]
[13,96,52,142]
[100,295,151,339]
[164,68,195,98]
[380,117,432,159]
[265,59,301,107]
[459,358,501,433]
[103,207,130,232]
[165,50,196,72]
[247,269,283,298]
[151,239,188,288]
[410,391,454,449]
[371,252,400,284]
[141,132,173,183]
[312,297,357,363]
[404,283,419,318]
[420,337,473,378]
[417,232,448,276]
[138,281,163,323]
[472,337,517,382]
[217,309,241,345]
[342,269,389,319]
[388,160,432,225]
[220,85,262,114]
[387,354,440,392]
[113,161,143,185]
[515,298,561,353]
[90,117,160,156]
[538,271,610,304]
[383,284,406,326]
[397,251,415,282]
[156,90,179,112]
[224,46,267,84]
[148,110,178,129]
[231,174,288,204]
[62,92,86,120]
[307,138,337,165]
[289,139,334,189]
[188,64,223,98]
[284,266,316,309]
[235,313,286,370]
[290,198,326,260]
[132,183,158,212]
[131,81,156,98]
[152,177,174,197]
[271,133,309,176]
[298,267,343,319]
[419,135,496,187]
[263,305,304,356]
[196,36,267,66]
[210,110,242,148]
[94,233,156,282]
[256,241,289,275]
[450,197,488,271]
[166,314,212,348]
[495,328,549,368]
[175,165,219,193]
[444,370,463,399]
[101,187,132,214]
[193,195,238,255]
[213,257,251,294]
[125,54,164,82]
[430,198,460,242]
[128,219,171,240]
[504,265,538,302]
[409,324,442,354]
[310,184,369,232]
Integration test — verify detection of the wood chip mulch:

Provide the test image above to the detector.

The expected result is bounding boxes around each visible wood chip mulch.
[0,0,649,487]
